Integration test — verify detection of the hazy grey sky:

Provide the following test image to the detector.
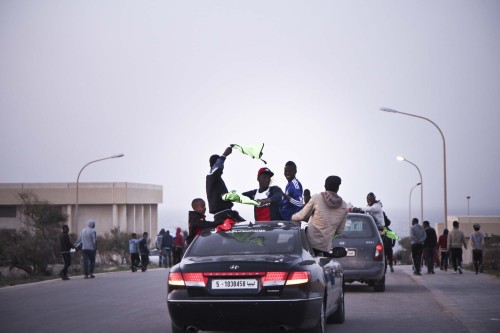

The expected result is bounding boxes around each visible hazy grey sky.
[1,1,499,233]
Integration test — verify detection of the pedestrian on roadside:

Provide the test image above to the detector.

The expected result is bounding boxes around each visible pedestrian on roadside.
[279,161,304,221]
[242,167,283,221]
[59,225,75,280]
[129,233,141,272]
[470,223,485,274]
[162,230,173,268]
[423,221,438,274]
[78,219,97,279]
[206,146,245,224]
[410,218,426,275]
[291,175,348,256]
[437,228,449,271]
[448,220,467,274]
[138,232,150,272]
[173,227,184,265]
[155,229,166,267]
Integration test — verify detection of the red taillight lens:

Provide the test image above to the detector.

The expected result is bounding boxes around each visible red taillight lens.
[374,243,384,261]
[183,273,207,287]
[262,272,288,286]
[168,272,185,286]
[168,272,207,287]
[286,271,310,285]
[261,271,310,286]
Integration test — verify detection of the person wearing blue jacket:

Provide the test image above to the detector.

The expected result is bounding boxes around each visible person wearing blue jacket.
[279,161,304,221]
[79,219,97,279]
[129,233,141,272]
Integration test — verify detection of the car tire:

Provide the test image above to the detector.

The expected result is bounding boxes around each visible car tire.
[373,275,385,292]
[304,298,326,333]
[327,279,345,324]
[171,323,186,333]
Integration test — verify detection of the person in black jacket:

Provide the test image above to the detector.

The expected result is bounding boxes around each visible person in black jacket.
[59,225,75,280]
[186,198,213,245]
[382,220,396,273]
[242,167,283,221]
[206,146,245,224]
[423,220,438,274]
[138,232,150,272]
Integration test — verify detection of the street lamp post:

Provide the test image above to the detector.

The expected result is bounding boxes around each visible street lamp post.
[397,156,424,223]
[75,154,125,226]
[381,107,448,228]
[409,182,422,227]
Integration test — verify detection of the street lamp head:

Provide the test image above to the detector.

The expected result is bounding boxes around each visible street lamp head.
[112,154,125,158]
[417,182,422,186]
[380,107,399,113]
[397,156,405,161]
[467,196,470,200]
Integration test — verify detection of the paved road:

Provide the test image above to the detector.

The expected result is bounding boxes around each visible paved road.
[0,265,499,333]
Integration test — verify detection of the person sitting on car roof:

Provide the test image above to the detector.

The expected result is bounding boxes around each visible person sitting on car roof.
[242,167,283,221]
[291,175,348,256]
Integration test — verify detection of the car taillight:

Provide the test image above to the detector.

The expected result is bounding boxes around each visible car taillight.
[374,243,384,261]
[168,272,208,287]
[286,271,310,285]
[168,272,185,286]
[261,271,310,286]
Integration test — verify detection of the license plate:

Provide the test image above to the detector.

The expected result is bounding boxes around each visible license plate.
[212,279,258,289]
[346,250,356,257]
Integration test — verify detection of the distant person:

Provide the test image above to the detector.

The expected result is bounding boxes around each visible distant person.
[303,189,311,204]
[279,161,304,221]
[156,229,166,267]
[410,218,426,276]
[437,228,449,271]
[129,233,141,272]
[79,219,97,279]
[423,221,438,274]
[173,227,184,265]
[291,175,348,256]
[138,232,150,272]
[242,167,283,221]
[162,230,173,268]
[206,146,245,224]
[470,223,485,274]
[352,192,385,228]
[382,220,396,273]
[59,225,75,280]
[187,198,213,245]
[448,220,467,274]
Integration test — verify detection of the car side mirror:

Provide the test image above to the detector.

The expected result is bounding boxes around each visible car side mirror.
[328,246,347,258]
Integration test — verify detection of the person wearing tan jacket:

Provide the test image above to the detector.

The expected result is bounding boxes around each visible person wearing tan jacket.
[291,175,348,256]
[447,220,467,274]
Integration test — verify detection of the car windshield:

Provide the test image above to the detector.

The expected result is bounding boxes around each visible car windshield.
[187,226,299,257]
[339,216,376,238]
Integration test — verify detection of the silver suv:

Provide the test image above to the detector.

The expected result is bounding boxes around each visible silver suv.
[332,213,386,292]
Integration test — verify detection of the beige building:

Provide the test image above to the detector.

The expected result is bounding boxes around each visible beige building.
[436,216,500,264]
[0,182,163,237]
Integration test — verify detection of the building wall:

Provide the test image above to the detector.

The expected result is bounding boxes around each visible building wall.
[0,182,163,238]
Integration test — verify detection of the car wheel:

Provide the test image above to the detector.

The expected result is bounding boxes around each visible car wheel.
[374,275,385,292]
[171,323,188,333]
[304,298,326,333]
[327,279,345,324]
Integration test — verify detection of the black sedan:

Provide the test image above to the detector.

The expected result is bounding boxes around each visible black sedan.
[167,221,347,333]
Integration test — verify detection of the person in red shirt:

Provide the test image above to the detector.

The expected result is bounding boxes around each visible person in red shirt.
[437,228,449,271]
[173,227,185,265]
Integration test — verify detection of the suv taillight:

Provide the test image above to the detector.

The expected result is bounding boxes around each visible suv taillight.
[374,243,384,261]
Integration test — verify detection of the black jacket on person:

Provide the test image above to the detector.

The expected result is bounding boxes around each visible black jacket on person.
[206,156,234,215]
[186,211,218,245]
[60,232,74,253]
[423,227,438,248]
[242,186,283,221]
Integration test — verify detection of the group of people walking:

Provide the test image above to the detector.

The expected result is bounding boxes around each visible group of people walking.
[410,218,484,275]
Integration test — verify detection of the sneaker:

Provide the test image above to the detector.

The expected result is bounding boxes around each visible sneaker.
[390,267,394,273]
[452,271,457,274]
[431,271,435,274]
[84,275,89,279]
[89,274,95,278]
[414,272,422,276]
[440,266,443,271]
[458,267,462,274]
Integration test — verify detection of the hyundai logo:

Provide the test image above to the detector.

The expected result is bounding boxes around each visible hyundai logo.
[230,265,240,270]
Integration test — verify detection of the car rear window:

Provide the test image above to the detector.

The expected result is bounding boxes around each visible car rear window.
[340,216,376,238]
[186,227,299,257]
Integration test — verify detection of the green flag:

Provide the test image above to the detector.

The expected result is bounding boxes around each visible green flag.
[230,143,267,164]
[222,191,260,206]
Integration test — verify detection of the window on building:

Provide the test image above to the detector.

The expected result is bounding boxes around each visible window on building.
[0,205,17,218]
